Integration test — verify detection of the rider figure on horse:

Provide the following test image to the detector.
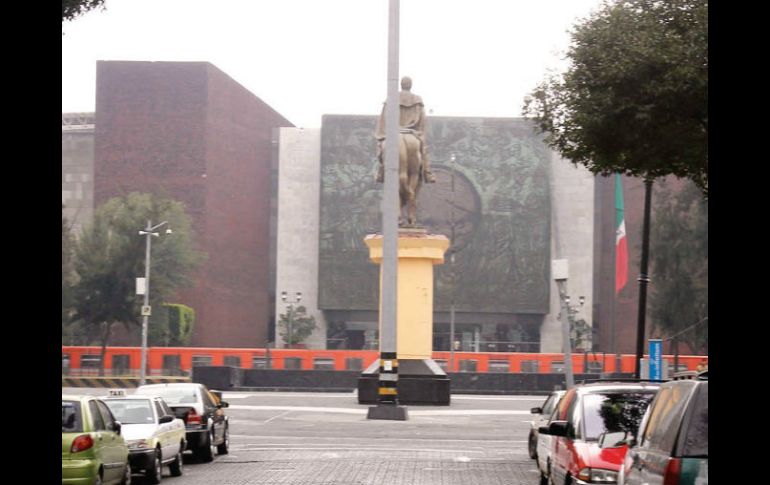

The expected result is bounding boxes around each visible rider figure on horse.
[374,76,436,184]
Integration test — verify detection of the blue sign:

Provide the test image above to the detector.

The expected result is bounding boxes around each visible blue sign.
[649,339,662,380]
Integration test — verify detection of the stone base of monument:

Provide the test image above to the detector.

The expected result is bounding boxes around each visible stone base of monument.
[366,403,409,421]
[358,358,450,405]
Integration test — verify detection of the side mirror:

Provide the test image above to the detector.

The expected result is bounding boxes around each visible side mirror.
[598,431,628,449]
[159,415,174,424]
[530,407,543,414]
[113,420,122,436]
[543,421,568,437]
[218,401,229,408]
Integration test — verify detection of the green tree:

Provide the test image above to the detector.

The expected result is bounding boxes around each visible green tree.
[62,0,105,22]
[523,0,708,197]
[62,206,76,337]
[70,192,205,374]
[163,303,196,346]
[649,180,707,353]
[278,305,317,347]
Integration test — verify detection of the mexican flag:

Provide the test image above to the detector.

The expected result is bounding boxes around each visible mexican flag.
[615,174,628,294]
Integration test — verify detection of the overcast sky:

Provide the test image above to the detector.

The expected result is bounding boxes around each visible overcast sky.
[62,0,604,128]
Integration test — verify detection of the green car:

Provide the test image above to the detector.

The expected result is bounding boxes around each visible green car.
[62,394,132,485]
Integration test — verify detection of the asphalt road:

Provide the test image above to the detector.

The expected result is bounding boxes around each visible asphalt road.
[63,388,544,485]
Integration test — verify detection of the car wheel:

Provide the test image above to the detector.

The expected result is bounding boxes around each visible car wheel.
[120,463,132,485]
[196,430,216,462]
[528,431,538,459]
[169,445,184,477]
[539,470,548,485]
[217,425,229,455]
[146,449,162,484]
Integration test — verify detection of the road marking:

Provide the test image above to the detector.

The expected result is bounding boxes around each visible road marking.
[262,411,291,424]
[229,404,530,416]
[452,395,549,401]
[229,434,528,444]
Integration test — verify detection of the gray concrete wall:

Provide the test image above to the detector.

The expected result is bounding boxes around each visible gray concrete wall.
[62,114,95,236]
[275,128,327,348]
[540,152,595,352]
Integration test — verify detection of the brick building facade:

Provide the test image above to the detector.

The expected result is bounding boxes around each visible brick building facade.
[93,61,292,347]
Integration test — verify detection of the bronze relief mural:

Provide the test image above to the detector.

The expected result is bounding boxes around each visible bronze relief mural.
[319,115,551,314]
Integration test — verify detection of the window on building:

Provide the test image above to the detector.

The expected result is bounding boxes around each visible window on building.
[488,360,510,373]
[192,355,212,367]
[313,358,335,370]
[521,360,540,373]
[345,358,363,371]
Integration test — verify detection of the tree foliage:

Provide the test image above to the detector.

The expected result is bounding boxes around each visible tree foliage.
[62,206,76,326]
[278,305,317,347]
[649,180,708,353]
[523,0,708,196]
[68,193,205,371]
[62,0,105,22]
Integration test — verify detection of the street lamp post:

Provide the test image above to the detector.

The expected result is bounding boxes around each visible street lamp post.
[138,220,171,386]
[448,153,457,373]
[281,291,302,348]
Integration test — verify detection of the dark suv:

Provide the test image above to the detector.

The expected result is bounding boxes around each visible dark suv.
[619,372,708,485]
[540,381,660,485]
[134,383,230,462]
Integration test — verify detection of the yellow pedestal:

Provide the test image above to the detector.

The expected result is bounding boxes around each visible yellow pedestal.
[364,231,449,360]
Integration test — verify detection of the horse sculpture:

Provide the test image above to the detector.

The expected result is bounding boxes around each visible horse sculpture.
[398,130,423,226]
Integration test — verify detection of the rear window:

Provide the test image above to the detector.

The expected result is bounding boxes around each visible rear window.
[104,399,155,424]
[136,386,199,405]
[681,383,708,457]
[582,392,656,441]
[62,401,82,432]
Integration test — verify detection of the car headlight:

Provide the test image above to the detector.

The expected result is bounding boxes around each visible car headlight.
[126,439,152,450]
[578,468,618,483]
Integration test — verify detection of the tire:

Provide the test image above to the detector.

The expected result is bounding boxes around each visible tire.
[539,470,549,485]
[168,446,184,477]
[217,425,229,455]
[196,430,215,462]
[528,431,538,459]
[120,463,132,485]
[145,449,162,484]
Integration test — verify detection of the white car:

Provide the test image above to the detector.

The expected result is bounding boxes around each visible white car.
[529,390,565,485]
[102,391,187,484]
[528,390,566,461]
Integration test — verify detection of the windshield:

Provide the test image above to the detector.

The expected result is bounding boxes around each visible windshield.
[136,386,199,405]
[62,400,82,432]
[583,392,656,441]
[104,399,155,424]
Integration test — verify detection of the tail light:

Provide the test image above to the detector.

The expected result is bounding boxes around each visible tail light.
[70,434,94,453]
[662,457,682,485]
[186,408,202,426]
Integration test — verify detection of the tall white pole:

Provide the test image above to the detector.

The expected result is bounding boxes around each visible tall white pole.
[368,0,407,420]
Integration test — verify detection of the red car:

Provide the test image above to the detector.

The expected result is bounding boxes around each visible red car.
[539,381,660,485]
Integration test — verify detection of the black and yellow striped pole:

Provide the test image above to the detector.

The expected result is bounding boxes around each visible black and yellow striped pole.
[367,0,407,421]
[377,352,398,403]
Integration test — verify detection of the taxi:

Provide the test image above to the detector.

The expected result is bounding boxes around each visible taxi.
[62,394,131,485]
[102,389,186,484]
